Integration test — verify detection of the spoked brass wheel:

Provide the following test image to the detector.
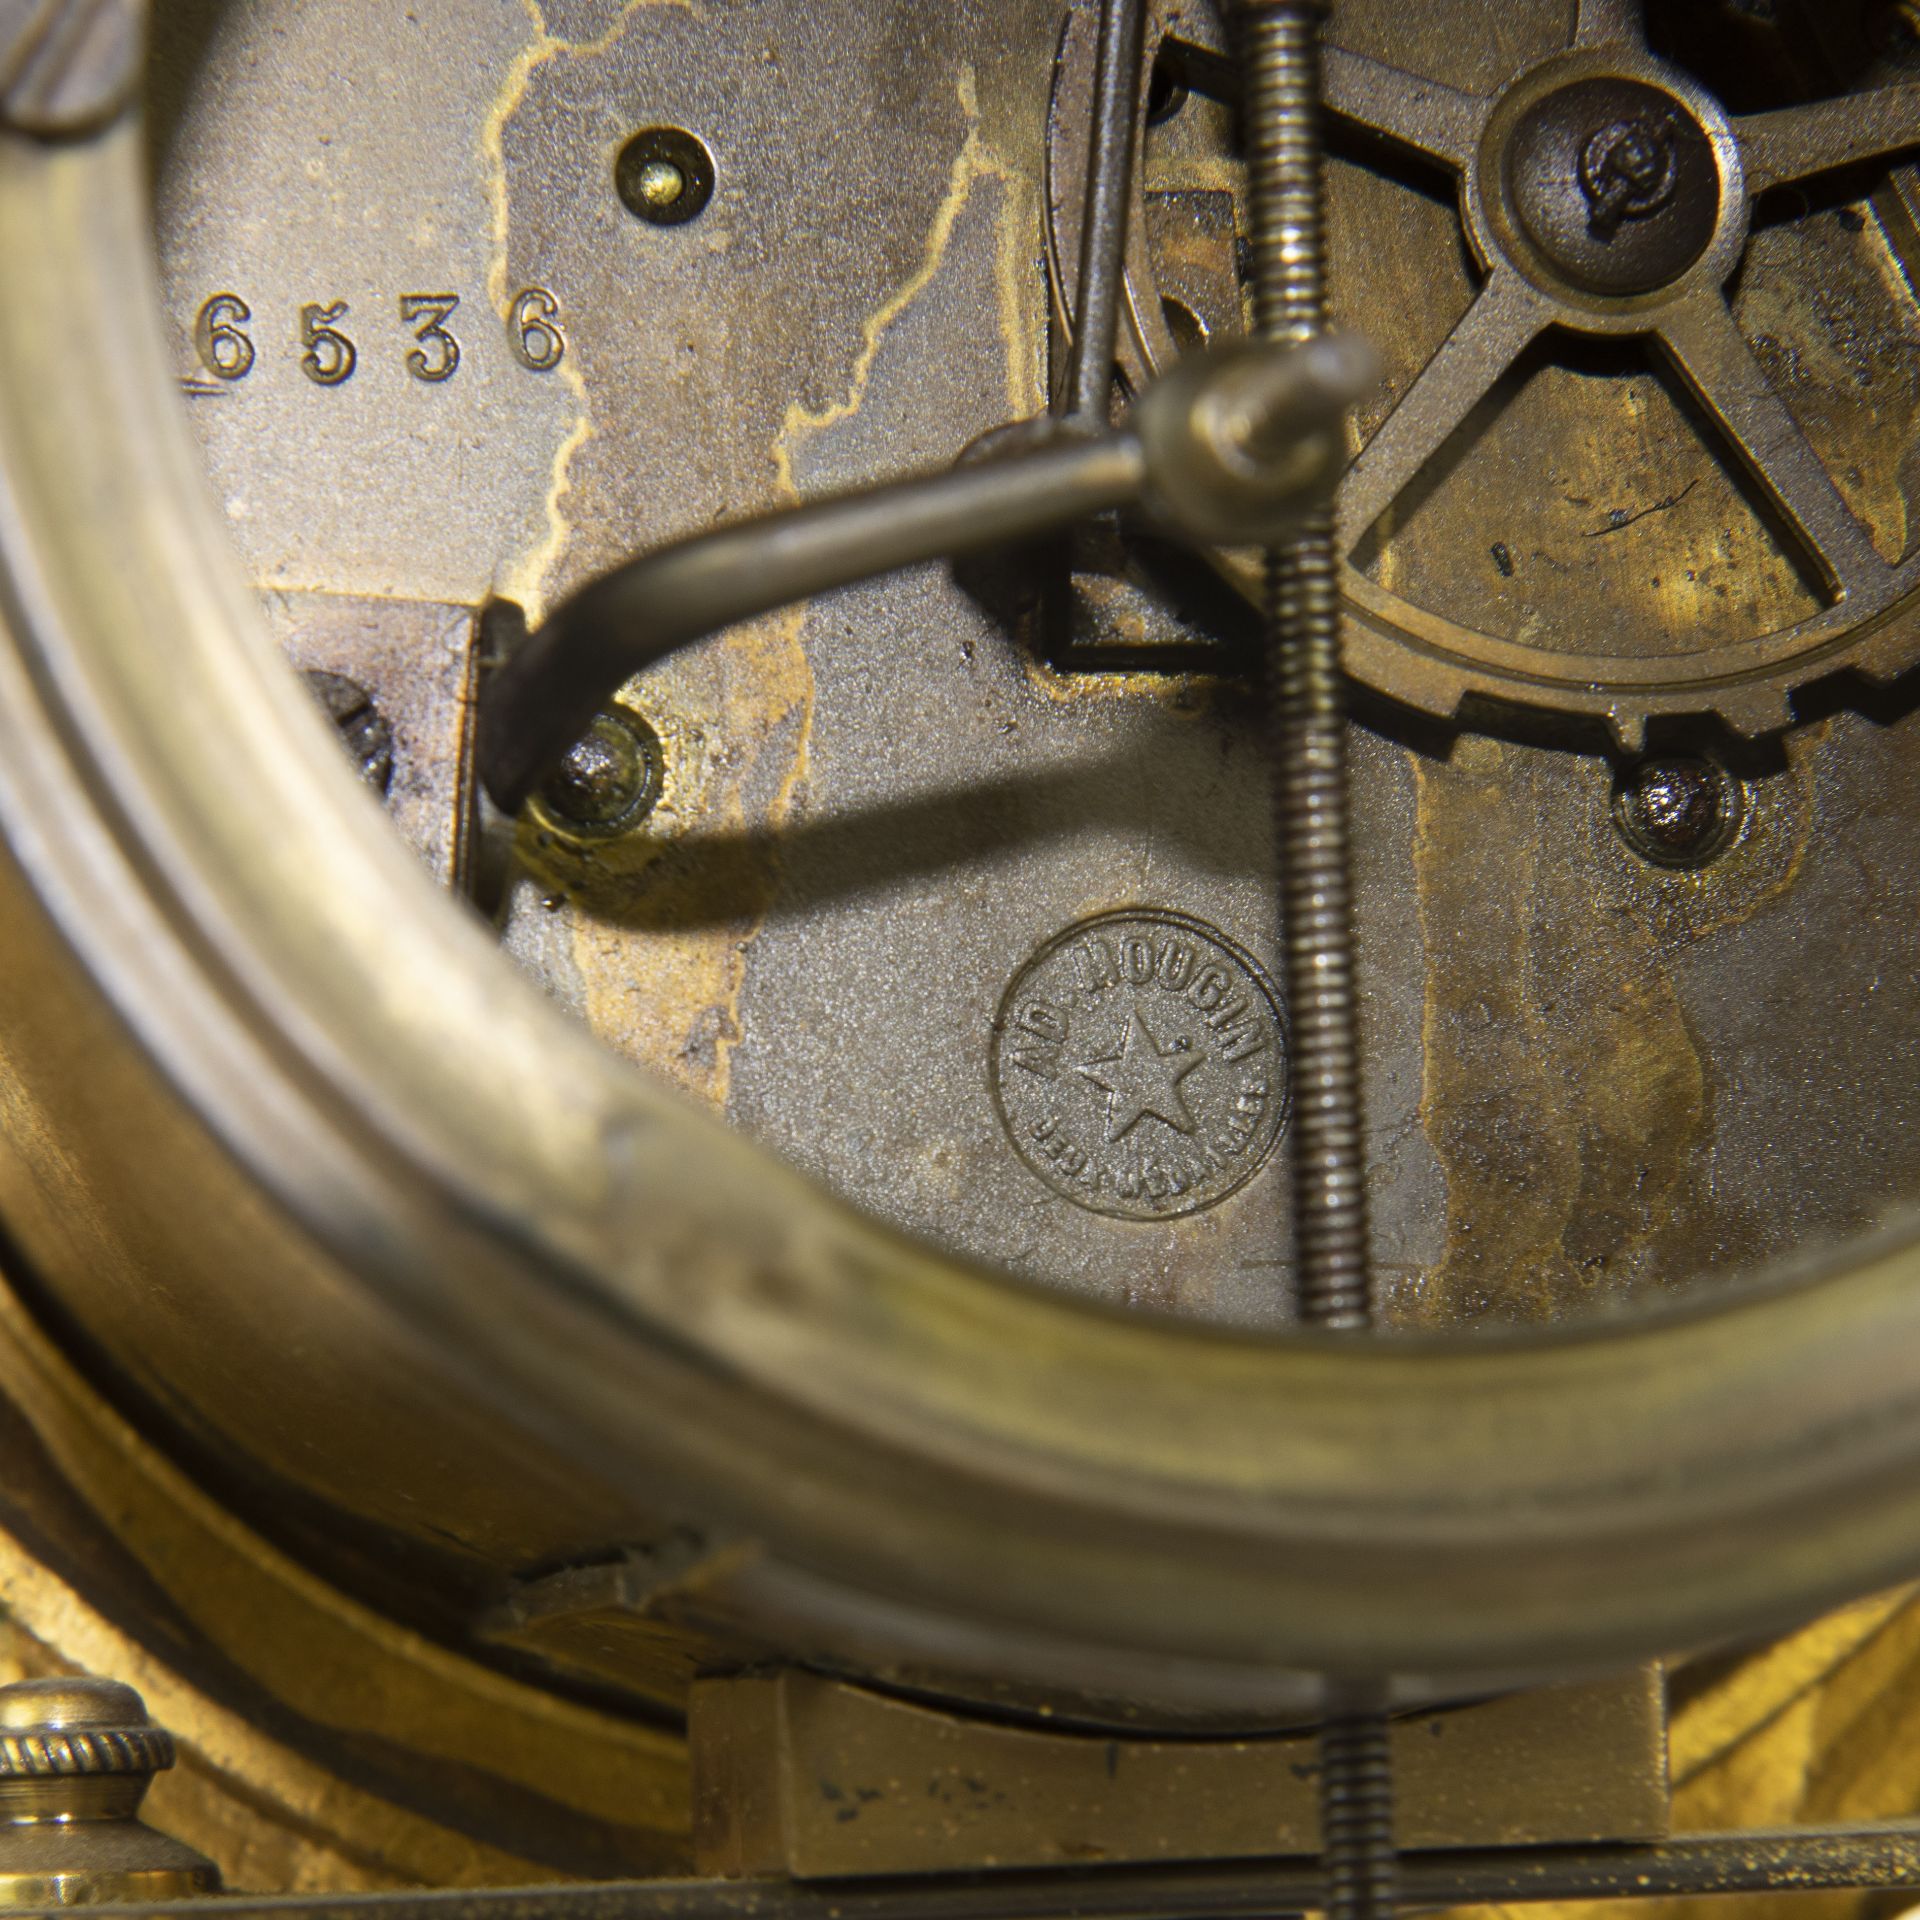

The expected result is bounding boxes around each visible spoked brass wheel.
[1058,0,1920,736]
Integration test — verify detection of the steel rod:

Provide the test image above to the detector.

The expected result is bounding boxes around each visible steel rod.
[477,433,1146,813]
[74,1826,1920,1920]
[1063,0,1147,422]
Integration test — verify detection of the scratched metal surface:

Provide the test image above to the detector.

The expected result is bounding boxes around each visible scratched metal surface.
[1325,0,1826,659]
[147,0,1920,1331]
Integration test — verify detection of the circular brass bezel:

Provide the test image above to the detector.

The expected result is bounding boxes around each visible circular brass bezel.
[4,106,1920,1705]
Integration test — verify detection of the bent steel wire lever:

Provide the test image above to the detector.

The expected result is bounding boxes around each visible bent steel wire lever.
[477,0,1368,817]
[476,333,1373,815]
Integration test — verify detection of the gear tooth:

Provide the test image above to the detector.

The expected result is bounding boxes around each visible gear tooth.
[1319,520,1913,734]
[1850,625,1919,687]
[1604,707,1647,753]
[1715,686,1794,738]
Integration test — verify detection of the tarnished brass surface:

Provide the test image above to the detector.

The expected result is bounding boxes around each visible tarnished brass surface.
[1451,1586,1920,1920]
[480,1545,760,1710]
[5,5,1920,1907]
[0,1266,690,1888]
[689,1669,1667,1879]
[8,0,1920,1773]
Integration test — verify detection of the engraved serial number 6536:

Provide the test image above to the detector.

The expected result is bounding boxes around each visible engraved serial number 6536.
[298,301,356,386]
[191,286,568,386]
[400,294,460,383]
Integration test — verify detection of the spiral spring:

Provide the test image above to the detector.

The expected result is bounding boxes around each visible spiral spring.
[1239,4,1397,1916]
[1319,1706,1399,1920]
[1241,0,1371,1332]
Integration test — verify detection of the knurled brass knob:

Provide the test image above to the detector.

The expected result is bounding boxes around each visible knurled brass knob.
[0,1676,220,1906]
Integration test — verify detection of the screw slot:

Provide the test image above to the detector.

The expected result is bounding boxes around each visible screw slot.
[616,127,715,226]
[533,707,664,837]
[1612,754,1747,868]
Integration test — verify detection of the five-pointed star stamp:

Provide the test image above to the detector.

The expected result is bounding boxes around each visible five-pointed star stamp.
[990,910,1290,1220]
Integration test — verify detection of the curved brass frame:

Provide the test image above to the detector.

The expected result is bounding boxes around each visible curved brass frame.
[3,115,1920,1712]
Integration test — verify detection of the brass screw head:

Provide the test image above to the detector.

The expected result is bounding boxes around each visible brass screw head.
[636,159,686,210]
[616,127,716,226]
[1505,76,1721,297]
[534,708,664,837]
[1612,754,1747,867]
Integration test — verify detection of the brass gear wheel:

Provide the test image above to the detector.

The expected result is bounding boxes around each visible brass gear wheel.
[1048,0,1920,744]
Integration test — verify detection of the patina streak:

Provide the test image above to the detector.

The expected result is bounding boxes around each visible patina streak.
[1410,736,1709,1325]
